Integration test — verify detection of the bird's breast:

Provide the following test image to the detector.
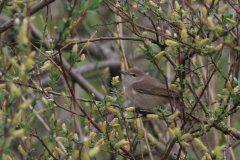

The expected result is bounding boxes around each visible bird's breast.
[126,88,176,113]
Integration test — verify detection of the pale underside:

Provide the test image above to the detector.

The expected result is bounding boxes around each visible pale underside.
[126,87,180,113]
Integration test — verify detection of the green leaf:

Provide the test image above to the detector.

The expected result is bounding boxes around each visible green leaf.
[4,149,10,155]
[71,50,77,65]
[36,40,44,45]
[44,33,48,38]
[80,0,101,13]
[222,11,233,25]
[63,31,70,40]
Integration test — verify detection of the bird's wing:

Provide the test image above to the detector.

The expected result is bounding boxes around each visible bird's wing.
[132,77,179,98]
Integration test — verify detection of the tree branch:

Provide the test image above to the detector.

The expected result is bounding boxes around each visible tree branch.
[0,0,56,33]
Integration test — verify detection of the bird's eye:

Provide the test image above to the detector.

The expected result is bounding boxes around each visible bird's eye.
[132,74,136,77]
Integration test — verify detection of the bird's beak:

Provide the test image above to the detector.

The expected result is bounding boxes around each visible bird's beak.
[120,71,128,75]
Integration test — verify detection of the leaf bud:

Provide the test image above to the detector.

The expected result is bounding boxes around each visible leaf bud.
[56,136,68,142]
[160,0,168,4]
[147,133,157,144]
[196,86,203,95]
[181,141,190,147]
[46,50,53,55]
[155,51,165,60]
[165,40,179,47]
[149,1,158,8]
[139,44,146,51]
[41,97,48,106]
[218,4,228,14]
[10,83,21,98]
[101,85,107,94]
[168,127,175,137]
[194,138,209,152]
[227,80,232,91]
[112,76,119,85]
[181,133,191,140]
[85,42,92,48]
[19,99,31,109]
[115,139,130,147]
[80,54,85,61]
[141,32,147,37]
[132,3,138,10]
[185,89,191,96]
[166,30,171,36]
[61,91,69,105]
[72,44,78,52]
[201,156,207,160]
[6,156,13,160]
[195,5,199,14]
[96,138,106,146]
[216,43,223,51]
[55,147,65,156]
[199,38,209,46]
[174,1,180,10]
[234,86,239,93]
[146,114,158,120]
[103,67,109,76]
[170,84,181,91]
[181,28,187,41]
[62,123,67,132]
[153,125,161,138]
[222,88,229,95]
[226,18,237,24]
[66,39,78,43]
[40,62,52,72]
[209,117,214,125]
[202,7,207,20]
[126,107,135,112]
[84,126,89,133]
[168,112,179,120]
[44,87,52,92]
[0,84,6,90]
[74,133,79,141]
[204,153,211,160]
[107,107,121,118]
[158,7,162,14]
[18,145,27,157]
[206,45,214,50]
[13,128,25,138]
[174,127,181,136]
[110,118,119,125]
[136,118,141,129]
[139,129,145,138]
[32,80,40,90]
[13,110,22,124]
[98,121,106,133]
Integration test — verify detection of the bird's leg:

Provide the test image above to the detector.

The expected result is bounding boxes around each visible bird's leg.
[135,107,148,118]
[135,107,140,117]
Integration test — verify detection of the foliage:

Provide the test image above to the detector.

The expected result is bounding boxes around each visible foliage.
[0,0,240,160]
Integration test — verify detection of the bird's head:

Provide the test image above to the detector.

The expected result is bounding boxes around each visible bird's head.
[120,68,145,86]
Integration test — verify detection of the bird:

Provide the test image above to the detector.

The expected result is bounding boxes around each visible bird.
[120,68,182,115]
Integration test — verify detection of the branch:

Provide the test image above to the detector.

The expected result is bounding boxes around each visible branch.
[30,133,57,160]
[0,0,56,33]
[213,123,240,140]
[54,55,104,100]
[160,139,177,160]
[29,22,104,100]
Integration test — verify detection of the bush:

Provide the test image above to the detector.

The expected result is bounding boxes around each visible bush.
[0,0,240,159]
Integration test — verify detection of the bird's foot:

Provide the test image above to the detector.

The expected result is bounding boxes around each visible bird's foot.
[135,107,140,117]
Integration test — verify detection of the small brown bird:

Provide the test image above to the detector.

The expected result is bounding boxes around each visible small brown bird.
[121,68,181,114]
